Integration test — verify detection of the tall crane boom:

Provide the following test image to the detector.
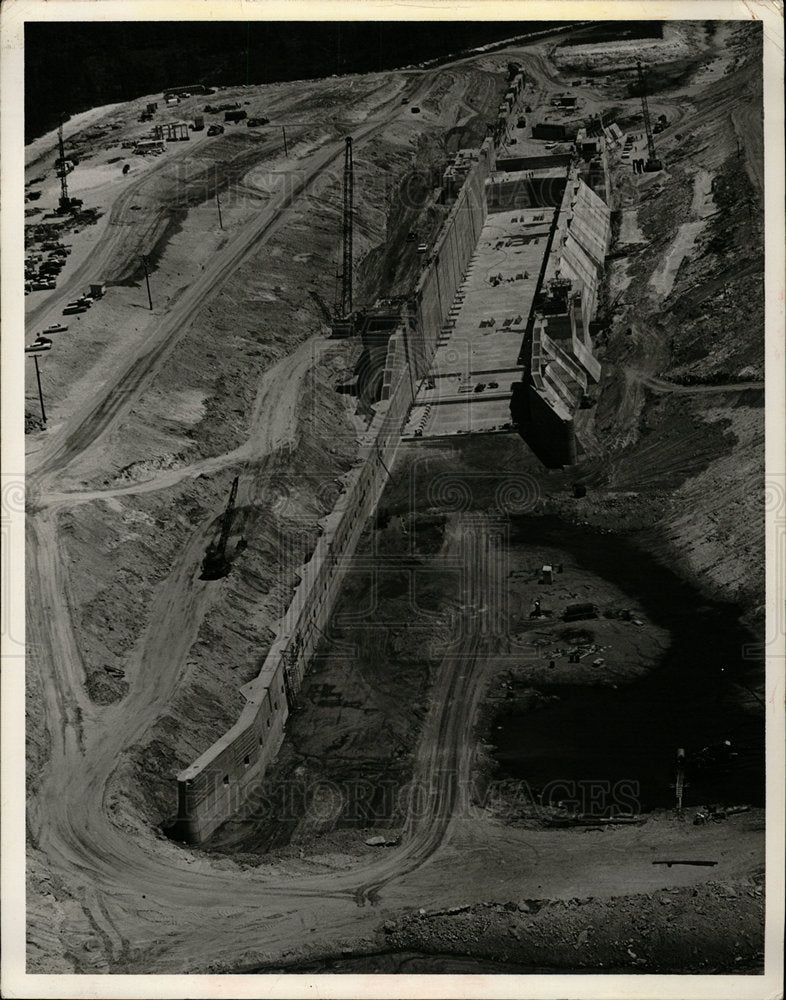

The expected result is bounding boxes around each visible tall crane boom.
[340,136,354,318]
[201,475,240,579]
[636,61,662,171]
[331,137,355,336]
[217,475,239,558]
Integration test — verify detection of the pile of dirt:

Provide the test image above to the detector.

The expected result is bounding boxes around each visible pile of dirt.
[378,878,764,972]
[552,22,698,76]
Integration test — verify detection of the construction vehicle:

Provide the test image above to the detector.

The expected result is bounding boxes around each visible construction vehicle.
[201,476,240,580]
[207,124,224,137]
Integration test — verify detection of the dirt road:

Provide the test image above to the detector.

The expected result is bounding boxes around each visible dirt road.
[26,66,507,973]
[23,33,767,975]
[627,370,765,395]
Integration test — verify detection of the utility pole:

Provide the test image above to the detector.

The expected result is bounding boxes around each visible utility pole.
[282,126,288,157]
[216,189,224,229]
[33,354,47,425]
[141,255,153,310]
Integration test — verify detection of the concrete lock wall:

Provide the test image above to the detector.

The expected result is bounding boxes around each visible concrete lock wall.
[519,174,610,469]
[175,137,498,844]
[410,139,494,375]
[176,356,416,842]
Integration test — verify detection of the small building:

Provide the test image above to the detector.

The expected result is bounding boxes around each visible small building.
[224,109,247,123]
[540,565,554,584]
[532,122,569,141]
[576,127,601,160]
[89,282,106,299]
[146,102,158,114]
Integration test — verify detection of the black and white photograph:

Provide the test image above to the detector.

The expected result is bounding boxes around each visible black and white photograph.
[1,2,784,997]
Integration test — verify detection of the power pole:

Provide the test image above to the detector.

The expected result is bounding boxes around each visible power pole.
[141,256,153,310]
[216,188,224,229]
[636,61,661,171]
[282,126,288,157]
[33,354,47,425]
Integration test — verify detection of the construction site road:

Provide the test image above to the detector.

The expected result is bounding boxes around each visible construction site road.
[27,73,433,488]
[25,512,504,970]
[37,334,326,510]
[26,67,512,973]
[627,370,765,395]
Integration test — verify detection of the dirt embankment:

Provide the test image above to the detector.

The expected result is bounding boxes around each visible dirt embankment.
[561,24,765,617]
[358,66,504,303]
[377,877,764,973]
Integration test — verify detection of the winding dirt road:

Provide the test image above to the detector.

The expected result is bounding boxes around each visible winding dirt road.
[25,67,505,974]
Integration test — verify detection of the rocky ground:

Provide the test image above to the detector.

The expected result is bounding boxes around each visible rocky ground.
[376,876,765,973]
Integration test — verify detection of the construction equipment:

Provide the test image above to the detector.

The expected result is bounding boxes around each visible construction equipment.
[331,136,355,337]
[201,476,240,579]
[56,118,72,212]
[636,61,662,172]
[55,117,84,212]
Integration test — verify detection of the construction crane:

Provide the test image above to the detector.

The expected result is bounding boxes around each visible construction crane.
[201,475,240,579]
[56,118,71,212]
[55,116,83,213]
[331,136,355,337]
[636,61,662,172]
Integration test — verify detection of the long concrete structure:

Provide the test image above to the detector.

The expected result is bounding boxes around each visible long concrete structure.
[515,173,610,466]
[175,64,611,841]
[174,125,495,844]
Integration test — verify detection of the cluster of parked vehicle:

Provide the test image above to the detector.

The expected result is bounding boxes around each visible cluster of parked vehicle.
[25,241,71,294]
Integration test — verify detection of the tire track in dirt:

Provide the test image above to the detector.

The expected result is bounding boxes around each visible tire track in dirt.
[41,335,326,508]
[28,70,491,973]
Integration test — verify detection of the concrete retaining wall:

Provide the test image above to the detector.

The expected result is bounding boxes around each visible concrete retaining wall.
[175,142,498,843]
[518,172,610,468]
[409,139,494,377]
[176,351,415,842]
